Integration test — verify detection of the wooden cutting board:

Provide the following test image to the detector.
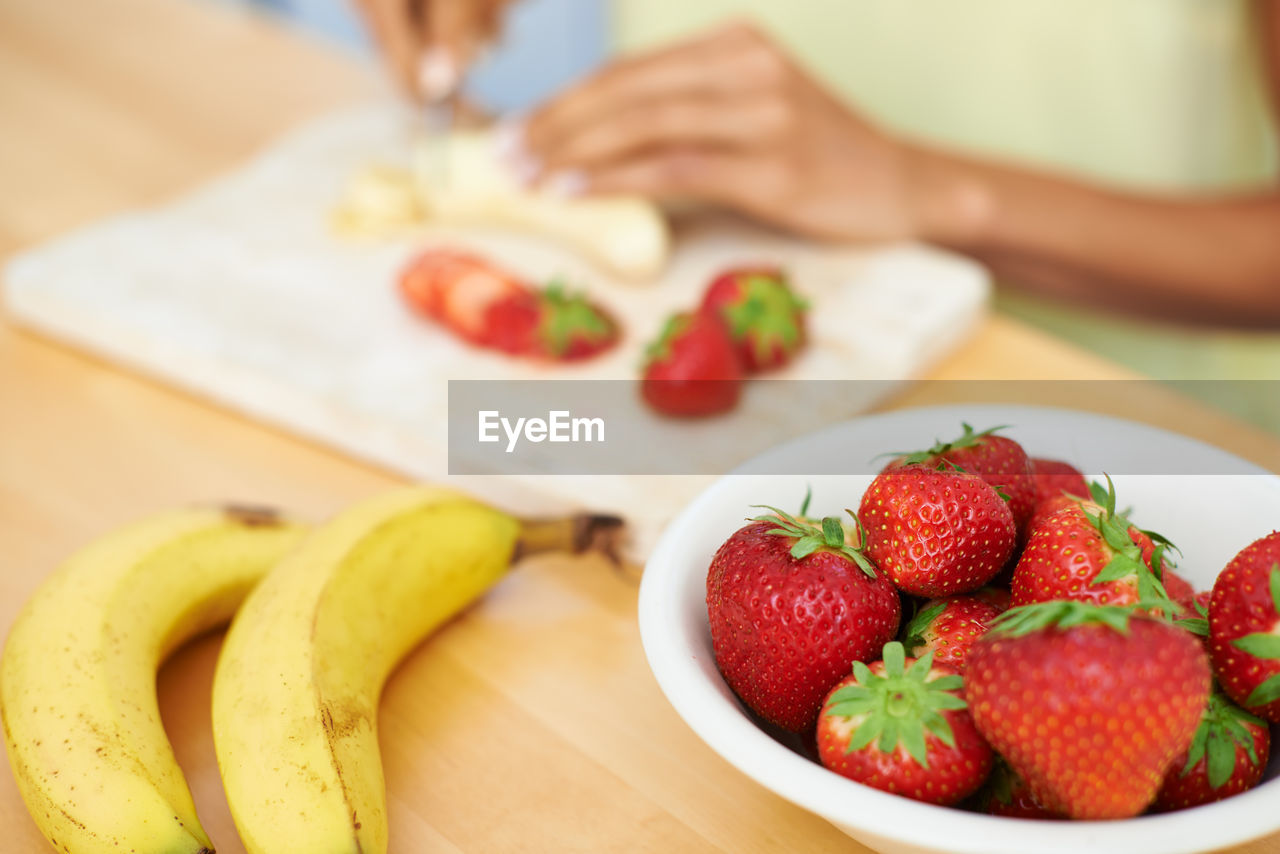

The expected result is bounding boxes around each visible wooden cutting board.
[2,101,989,555]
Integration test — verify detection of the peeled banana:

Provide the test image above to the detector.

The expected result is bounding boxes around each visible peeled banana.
[212,485,621,854]
[333,129,671,281]
[0,505,308,854]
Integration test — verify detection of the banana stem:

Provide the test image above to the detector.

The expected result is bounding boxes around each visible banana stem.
[514,513,626,566]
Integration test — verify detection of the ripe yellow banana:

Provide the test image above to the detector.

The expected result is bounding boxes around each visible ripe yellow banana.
[0,505,308,854]
[212,485,621,854]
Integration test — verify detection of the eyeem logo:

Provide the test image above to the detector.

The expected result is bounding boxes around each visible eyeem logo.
[478,410,605,453]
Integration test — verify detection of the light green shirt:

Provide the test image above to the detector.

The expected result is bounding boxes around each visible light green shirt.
[613,0,1280,393]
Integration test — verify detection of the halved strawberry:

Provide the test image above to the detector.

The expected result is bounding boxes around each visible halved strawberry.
[700,267,806,373]
[399,250,618,361]
[816,641,993,806]
[398,248,526,341]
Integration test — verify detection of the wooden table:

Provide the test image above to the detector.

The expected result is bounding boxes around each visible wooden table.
[1,1,1277,852]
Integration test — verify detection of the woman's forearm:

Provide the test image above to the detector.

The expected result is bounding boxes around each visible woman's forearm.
[906,146,1280,327]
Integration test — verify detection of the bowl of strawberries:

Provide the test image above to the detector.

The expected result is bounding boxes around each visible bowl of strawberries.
[638,404,1280,854]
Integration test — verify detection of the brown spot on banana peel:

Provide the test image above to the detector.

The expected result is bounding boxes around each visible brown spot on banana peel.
[221,504,284,527]
[513,513,626,565]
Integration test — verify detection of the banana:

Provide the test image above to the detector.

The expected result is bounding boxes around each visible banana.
[211,485,622,854]
[0,505,308,854]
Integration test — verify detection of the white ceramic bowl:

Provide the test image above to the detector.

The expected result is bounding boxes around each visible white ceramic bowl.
[639,404,1280,854]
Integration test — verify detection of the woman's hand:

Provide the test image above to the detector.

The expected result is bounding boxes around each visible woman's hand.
[352,0,510,100]
[515,23,925,243]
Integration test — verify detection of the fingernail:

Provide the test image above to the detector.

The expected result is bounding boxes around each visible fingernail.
[511,154,543,186]
[493,116,527,160]
[417,48,458,101]
[541,170,588,199]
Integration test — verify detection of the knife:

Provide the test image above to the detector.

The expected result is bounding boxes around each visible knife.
[417,50,460,192]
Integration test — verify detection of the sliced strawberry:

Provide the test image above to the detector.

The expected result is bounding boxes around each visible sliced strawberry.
[398,249,528,341]
[700,267,806,373]
[641,311,743,417]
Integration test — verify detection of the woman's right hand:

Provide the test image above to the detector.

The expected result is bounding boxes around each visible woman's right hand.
[352,0,512,100]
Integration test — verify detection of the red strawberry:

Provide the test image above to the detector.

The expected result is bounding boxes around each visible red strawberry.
[889,424,1036,534]
[858,465,1016,597]
[1029,457,1090,506]
[399,248,526,341]
[976,759,1061,819]
[816,641,993,806]
[966,601,1212,819]
[1153,690,1270,812]
[706,504,901,732]
[1209,531,1280,721]
[902,591,1009,672]
[700,267,806,372]
[1163,569,1198,612]
[641,311,744,417]
[484,283,618,360]
[1011,477,1178,613]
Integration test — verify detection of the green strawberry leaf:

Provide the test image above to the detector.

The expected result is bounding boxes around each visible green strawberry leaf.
[903,602,947,650]
[1232,633,1280,660]
[1205,728,1237,789]
[990,600,1136,636]
[891,423,1010,467]
[748,502,877,578]
[1245,672,1280,707]
[1271,565,1280,615]
[826,641,967,770]
[1182,693,1264,788]
[1176,617,1210,637]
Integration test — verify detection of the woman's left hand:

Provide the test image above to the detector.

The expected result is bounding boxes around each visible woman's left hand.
[513,22,924,243]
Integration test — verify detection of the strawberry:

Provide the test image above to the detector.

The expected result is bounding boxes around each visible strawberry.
[1011,477,1178,613]
[483,282,619,360]
[975,759,1061,819]
[902,590,1009,673]
[1153,690,1270,812]
[816,641,993,806]
[966,601,1211,819]
[889,424,1036,534]
[1163,568,1198,612]
[399,248,525,341]
[706,503,900,732]
[1209,531,1280,721]
[1029,457,1090,506]
[857,464,1016,597]
[641,311,744,417]
[399,251,617,361]
[699,267,806,372]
